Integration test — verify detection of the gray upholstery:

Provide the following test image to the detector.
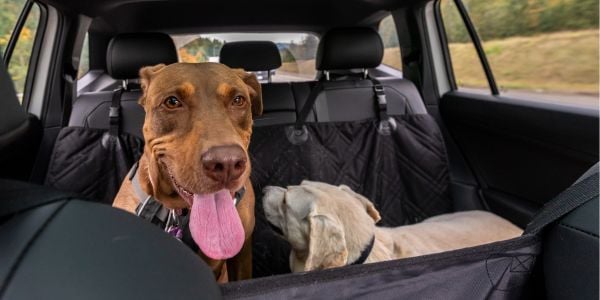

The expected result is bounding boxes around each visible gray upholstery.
[298,27,428,122]
[254,82,297,126]
[70,90,145,138]
[70,33,178,138]
[70,31,427,137]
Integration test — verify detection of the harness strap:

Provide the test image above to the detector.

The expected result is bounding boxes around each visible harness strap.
[525,169,598,235]
[350,235,375,265]
[367,75,396,135]
[294,79,325,130]
[109,87,124,137]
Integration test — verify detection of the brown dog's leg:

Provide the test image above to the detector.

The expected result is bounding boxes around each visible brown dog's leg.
[227,236,253,281]
[113,178,139,214]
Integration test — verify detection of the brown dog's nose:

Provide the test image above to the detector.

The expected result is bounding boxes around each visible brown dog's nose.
[201,145,247,184]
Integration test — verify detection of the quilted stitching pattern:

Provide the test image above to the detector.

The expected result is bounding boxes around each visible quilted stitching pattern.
[250,115,452,277]
[45,127,143,204]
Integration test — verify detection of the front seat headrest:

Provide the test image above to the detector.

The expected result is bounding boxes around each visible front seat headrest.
[220,41,282,71]
[316,27,383,71]
[106,32,178,80]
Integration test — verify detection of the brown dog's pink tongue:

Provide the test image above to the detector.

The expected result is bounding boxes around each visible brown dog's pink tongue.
[189,190,245,260]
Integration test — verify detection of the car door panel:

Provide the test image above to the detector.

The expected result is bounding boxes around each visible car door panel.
[441,91,598,226]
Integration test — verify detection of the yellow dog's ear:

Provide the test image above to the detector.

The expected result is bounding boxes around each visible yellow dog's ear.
[339,185,381,223]
[138,64,167,105]
[233,69,263,117]
[305,213,348,271]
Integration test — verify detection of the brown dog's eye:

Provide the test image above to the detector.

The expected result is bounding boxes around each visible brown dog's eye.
[163,96,182,109]
[232,95,246,107]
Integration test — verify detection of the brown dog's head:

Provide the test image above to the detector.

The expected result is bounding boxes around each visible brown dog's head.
[137,62,262,259]
[263,181,381,272]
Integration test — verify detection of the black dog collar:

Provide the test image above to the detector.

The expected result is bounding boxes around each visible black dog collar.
[350,235,375,265]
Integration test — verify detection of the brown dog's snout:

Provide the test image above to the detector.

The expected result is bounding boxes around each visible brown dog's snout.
[202,145,247,184]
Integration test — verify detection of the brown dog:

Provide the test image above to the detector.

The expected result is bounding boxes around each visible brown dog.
[113,62,261,282]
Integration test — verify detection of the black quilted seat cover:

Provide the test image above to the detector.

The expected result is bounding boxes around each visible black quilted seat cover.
[250,115,452,277]
[45,127,143,204]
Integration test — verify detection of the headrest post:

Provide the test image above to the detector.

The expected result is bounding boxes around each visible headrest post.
[122,79,128,90]
[363,69,368,79]
[324,70,330,81]
[267,70,272,83]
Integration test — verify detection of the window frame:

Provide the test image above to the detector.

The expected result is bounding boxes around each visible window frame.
[2,0,47,109]
[435,0,499,95]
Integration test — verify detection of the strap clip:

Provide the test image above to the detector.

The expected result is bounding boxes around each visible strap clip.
[109,106,120,118]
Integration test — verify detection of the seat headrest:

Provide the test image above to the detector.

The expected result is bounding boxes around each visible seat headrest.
[220,41,282,71]
[106,32,178,80]
[316,27,383,71]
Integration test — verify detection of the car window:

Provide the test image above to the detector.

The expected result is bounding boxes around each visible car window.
[440,0,599,107]
[439,0,489,95]
[378,15,402,72]
[78,32,89,79]
[1,0,41,103]
[173,33,319,82]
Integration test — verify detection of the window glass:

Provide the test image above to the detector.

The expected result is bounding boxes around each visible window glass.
[0,0,26,54]
[440,0,490,95]
[441,0,599,107]
[1,0,40,103]
[378,15,402,72]
[78,33,90,79]
[173,33,319,82]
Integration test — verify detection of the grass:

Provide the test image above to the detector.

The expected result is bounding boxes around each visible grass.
[384,29,599,95]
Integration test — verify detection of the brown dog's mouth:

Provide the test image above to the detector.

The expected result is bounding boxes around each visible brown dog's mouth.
[167,169,194,205]
[160,161,237,207]
[158,160,245,260]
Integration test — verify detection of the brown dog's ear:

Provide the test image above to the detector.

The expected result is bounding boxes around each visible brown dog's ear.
[339,185,381,223]
[233,69,263,117]
[139,64,167,105]
[305,213,348,271]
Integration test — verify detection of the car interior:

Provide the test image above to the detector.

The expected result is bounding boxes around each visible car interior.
[0,0,598,299]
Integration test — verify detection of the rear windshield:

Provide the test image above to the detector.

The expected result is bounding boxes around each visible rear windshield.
[171,33,319,82]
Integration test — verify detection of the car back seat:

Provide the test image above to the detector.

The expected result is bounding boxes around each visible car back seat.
[219,41,300,126]
[44,33,178,203]
[69,32,178,138]
[249,28,454,277]
[296,27,427,123]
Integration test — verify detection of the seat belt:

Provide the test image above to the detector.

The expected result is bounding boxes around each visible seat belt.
[525,169,598,235]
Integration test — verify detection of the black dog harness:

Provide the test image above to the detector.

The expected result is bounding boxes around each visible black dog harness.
[350,236,376,265]
[127,162,246,250]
